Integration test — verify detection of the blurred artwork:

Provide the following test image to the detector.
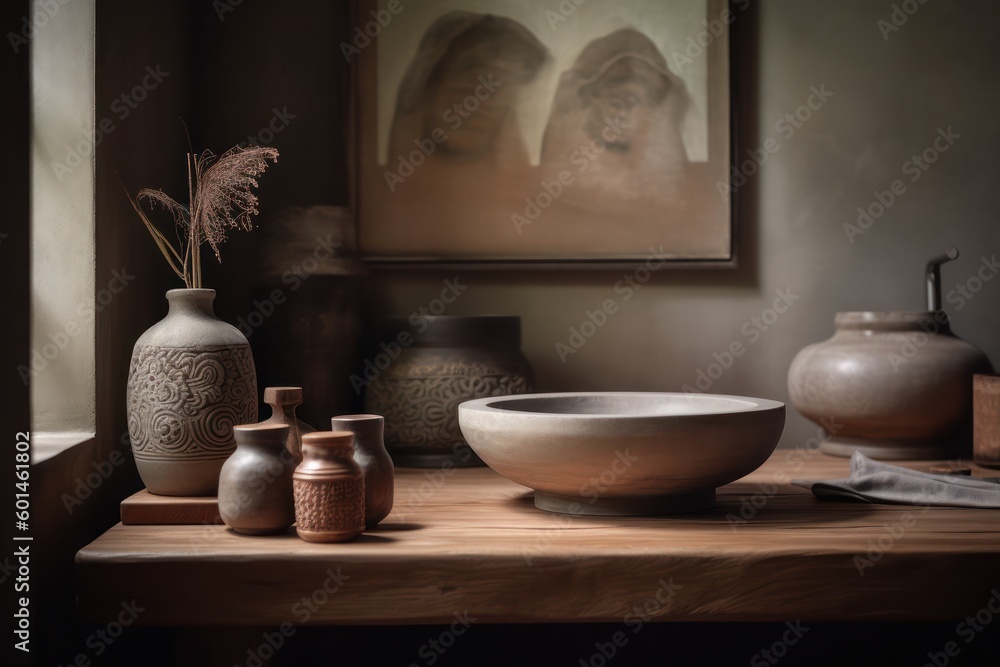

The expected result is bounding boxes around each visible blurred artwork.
[358,0,732,264]
[540,29,690,205]
[388,12,549,167]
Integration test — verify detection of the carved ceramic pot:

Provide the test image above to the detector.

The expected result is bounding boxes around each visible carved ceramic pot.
[293,431,366,542]
[330,414,394,529]
[365,316,534,467]
[126,289,258,495]
[788,311,993,459]
[218,424,296,535]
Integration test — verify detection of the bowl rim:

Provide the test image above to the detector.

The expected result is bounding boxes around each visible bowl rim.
[459,391,785,419]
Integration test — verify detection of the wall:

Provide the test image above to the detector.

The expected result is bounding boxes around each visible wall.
[369,0,1000,450]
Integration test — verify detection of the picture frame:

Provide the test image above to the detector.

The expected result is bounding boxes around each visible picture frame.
[352,0,738,268]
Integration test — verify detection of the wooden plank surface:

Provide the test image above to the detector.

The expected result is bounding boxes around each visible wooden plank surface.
[77,452,1000,625]
[119,489,222,525]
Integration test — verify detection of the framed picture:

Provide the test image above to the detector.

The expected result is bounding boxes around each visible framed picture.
[354,0,735,267]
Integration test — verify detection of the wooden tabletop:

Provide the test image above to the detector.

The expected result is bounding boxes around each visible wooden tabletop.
[75,452,1000,626]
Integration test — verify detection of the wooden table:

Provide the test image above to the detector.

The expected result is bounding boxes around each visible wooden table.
[75,453,1000,626]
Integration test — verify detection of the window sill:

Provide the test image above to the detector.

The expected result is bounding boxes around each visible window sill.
[32,431,97,465]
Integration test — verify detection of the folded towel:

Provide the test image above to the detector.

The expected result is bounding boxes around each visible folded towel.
[793,451,1000,508]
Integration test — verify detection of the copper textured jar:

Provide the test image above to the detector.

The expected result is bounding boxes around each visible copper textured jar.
[218,424,295,535]
[331,414,394,529]
[788,311,993,459]
[293,431,365,542]
[365,316,534,467]
[260,386,315,462]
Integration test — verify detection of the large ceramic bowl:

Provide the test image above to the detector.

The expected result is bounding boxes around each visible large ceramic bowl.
[458,392,785,515]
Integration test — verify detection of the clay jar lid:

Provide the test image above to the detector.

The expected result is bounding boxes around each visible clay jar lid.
[300,431,355,458]
[330,414,384,432]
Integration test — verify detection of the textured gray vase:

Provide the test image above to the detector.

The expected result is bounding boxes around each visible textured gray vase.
[218,424,296,535]
[365,316,534,468]
[126,289,258,495]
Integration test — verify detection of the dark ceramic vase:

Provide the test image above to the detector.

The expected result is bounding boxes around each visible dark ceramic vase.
[218,424,296,535]
[365,316,534,468]
[330,414,394,528]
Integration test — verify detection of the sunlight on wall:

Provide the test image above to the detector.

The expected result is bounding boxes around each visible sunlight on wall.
[30,0,96,440]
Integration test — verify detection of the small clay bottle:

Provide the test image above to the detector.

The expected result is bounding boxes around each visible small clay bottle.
[293,431,366,542]
[330,414,394,529]
[218,424,296,535]
[261,386,316,462]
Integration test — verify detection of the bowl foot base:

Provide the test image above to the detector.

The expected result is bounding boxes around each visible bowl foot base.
[533,489,716,516]
[821,437,961,460]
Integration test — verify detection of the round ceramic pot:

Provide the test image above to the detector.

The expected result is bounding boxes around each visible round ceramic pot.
[330,414,394,529]
[126,289,258,495]
[365,316,534,468]
[218,424,296,535]
[788,311,993,459]
[293,431,366,542]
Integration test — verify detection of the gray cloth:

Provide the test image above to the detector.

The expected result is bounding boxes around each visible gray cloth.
[793,451,1000,508]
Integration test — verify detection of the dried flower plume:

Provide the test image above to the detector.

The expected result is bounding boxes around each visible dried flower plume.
[124,144,279,288]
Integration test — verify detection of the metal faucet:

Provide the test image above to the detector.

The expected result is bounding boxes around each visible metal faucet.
[926,247,959,311]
